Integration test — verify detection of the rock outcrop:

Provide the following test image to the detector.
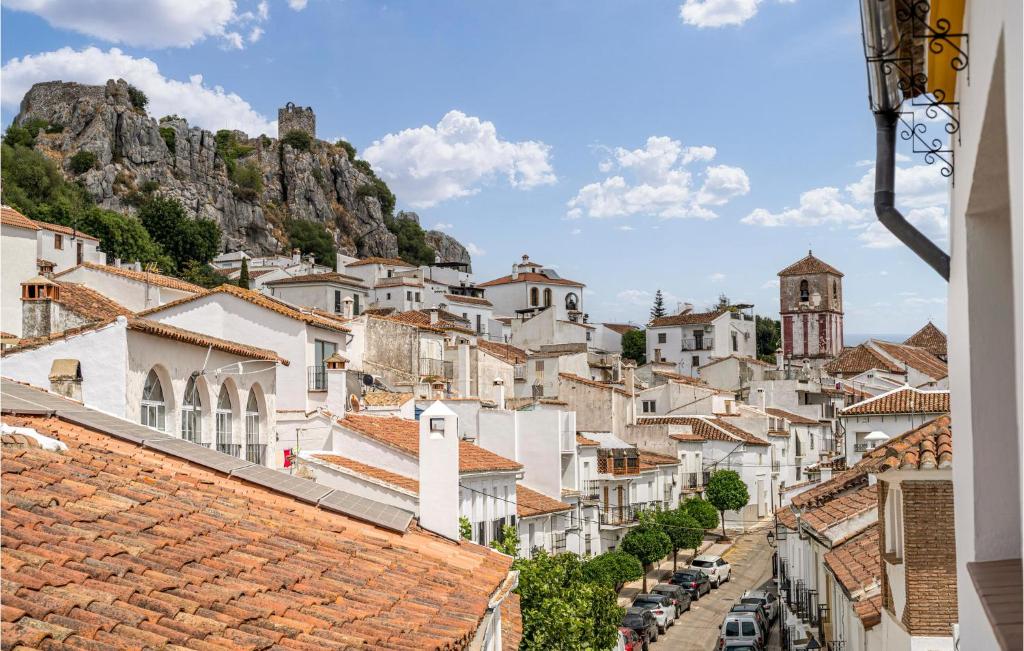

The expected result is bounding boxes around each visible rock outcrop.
[15,79,469,264]
[424,229,472,271]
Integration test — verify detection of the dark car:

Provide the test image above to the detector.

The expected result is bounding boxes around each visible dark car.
[719,641,762,651]
[622,607,658,650]
[670,568,711,599]
[651,583,692,616]
[730,603,770,636]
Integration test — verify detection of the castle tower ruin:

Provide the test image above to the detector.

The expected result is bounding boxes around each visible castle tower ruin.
[278,102,316,139]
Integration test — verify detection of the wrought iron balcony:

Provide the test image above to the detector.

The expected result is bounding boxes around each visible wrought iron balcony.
[580,479,601,502]
[680,336,713,351]
[419,357,453,379]
[854,442,870,452]
[246,443,267,465]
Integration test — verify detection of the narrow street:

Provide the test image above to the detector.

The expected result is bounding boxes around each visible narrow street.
[631,527,780,651]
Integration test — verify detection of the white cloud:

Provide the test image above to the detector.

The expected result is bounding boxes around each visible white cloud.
[567,136,749,220]
[249,27,265,43]
[362,110,556,209]
[1,47,277,135]
[617,289,653,306]
[680,0,760,28]
[618,225,635,231]
[258,1,270,19]
[742,187,867,227]
[857,206,948,248]
[761,279,780,289]
[571,228,582,236]
[288,0,309,9]
[466,242,486,257]
[3,0,272,50]
[709,272,726,282]
[431,222,454,231]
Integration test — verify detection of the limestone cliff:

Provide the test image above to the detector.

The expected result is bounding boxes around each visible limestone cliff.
[15,79,470,264]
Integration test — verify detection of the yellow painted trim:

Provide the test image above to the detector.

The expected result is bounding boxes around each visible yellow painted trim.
[926,0,966,101]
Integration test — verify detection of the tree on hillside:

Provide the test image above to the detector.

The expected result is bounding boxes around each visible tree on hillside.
[620,515,672,592]
[650,289,667,320]
[138,195,220,272]
[655,508,705,571]
[513,551,623,650]
[705,470,750,541]
[622,329,646,366]
[683,497,720,532]
[238,258,250,289]
[582,551,644,591]
[755,315,782,362]
[286,219,336,267]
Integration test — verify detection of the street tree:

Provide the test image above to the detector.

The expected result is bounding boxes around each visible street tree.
[705,470,750,540]
[683,497,720,532]
[655,508,705,571]
[489,524,520,557]
[650,289,667,320]
[582,551,644,590]
[620,516,672,592]
[238,258,250,289]
[621,329,646,365]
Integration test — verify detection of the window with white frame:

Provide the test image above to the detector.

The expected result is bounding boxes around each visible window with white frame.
[657,332,667,344]
[885,485,904,559]
[245,389,264,464]
[216,385,238,456]
[141,369,166,431]
[181,376,202,443]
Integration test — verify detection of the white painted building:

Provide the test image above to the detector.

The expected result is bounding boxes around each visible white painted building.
[839,387,950,464]
[441,294,494,336]
[477,254,585,322]
[1,207,41,338]
[647,306,757,378]
[34,221,104,273]
[54,262,203,311]
[264,272,370,317]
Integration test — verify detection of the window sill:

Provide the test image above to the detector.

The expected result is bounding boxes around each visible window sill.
[882,551,903,566]
[967,558,1022,651]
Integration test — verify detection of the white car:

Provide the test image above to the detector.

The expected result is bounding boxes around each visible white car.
[691,554,731,587]
[631,593,677,633]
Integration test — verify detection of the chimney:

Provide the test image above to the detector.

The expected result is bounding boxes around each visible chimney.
[429,309,439,324]
[819,465,833,482]
[511,262,519,281]
[458,340,471,397]
[323,352,349,416]
[623,359,637,425]
[134,261,142,272]
[494,377,506,410]
[681,302,694,315]
[342,295,354,319]
[418,401,460,540]
[48,359,82,401]
[21,276,60,338]
[292,248,301,264]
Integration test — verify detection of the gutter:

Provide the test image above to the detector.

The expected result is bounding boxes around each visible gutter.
[873,112,951,281]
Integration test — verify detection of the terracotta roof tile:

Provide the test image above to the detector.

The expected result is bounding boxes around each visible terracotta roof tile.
[56,262,202,293]
[861,414,952,471]
[874,341,948,379]
[477,272,583,288]
[601,323,638,335]
[824,344,903,376]
[339,414,522,473]
[651,370,708,387]
[138,284,350,334]
[777,253,843,277]
[776,506,798,530]
[443,294,493,307]
[52,282,132,322]
[853,594,882,629]
[311,454,419,493]
[0,414,514,650]
[559,372,631,397]
[800,484,877,535]
[765,407,820,425]
[840,387,949,416]
[649,309,726,328]
[345,257,414,268]
[382,310,473,334]
[904,322,947,359]
[824,523,881,599]
[637,415,770,446]
[789,470,870,511]
[477,339,527,365]
[264,272,367,287]
[516,485,571,518]
[576,434,600,447]
[1,206,40,230]
[363,392,413,407]
[638,450,680,470]
[32,220,100,241]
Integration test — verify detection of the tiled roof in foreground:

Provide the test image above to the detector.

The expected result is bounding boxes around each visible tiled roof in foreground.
[517,485,572,518]
[824,524,882,629]
[0,414,515,650]
[861,414,952,471]
[840,387,950,416]
[57,262,203,293]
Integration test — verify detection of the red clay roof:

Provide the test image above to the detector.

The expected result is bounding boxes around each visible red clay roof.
[312,453,420,493]
[339,414,522,474]
[800,484,878,535]
[790,469,870,511]
[363,391,414,407]
[1,206,40,231]
[477,272,583,288]
[776,506,799,530]
[861,414,952,471]
[264,272,367,287]
[904,322,947,359]
[385,310,473,335]
[824,524,882,629]
[649,309,726,328]
[602,323,638,335]
[57,262,203,293]
[517,485,571,518]
[824,343,903,376]
[765,407,820,425]
[638,450,680,470]
[32,220,100,241]
[444,294,493,307]
[636,416,770,447]
[52,281,132,321]
[777,253,843,277]
[0,414,514,651]
[477,339,527,365]
[840,387,950,416]
[576,434,600,447]
[700,354,774,369]
[346,256,414,267]
[559,372,631,397]
[874,340,948,379]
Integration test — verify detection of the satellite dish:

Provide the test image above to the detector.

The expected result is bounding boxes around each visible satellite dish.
[362,374,374,386]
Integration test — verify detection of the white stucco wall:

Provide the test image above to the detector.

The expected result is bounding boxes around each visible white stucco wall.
[268,282,368,316]
[36,228,103,272]
[1,224,38,337]
[56,265,195,311]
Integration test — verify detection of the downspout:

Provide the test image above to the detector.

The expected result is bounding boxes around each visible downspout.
[873,112,951,280]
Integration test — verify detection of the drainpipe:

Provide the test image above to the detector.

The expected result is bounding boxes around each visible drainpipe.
[873,112,950,280]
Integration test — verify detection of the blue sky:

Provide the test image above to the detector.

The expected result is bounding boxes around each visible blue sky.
[1,0,950,336]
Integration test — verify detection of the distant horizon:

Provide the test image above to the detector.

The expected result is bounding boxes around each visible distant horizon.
[844,333,913,346]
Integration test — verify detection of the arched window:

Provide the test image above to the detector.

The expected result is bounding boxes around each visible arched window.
[141,369,166,431]
[181,376,202,443]
[543,288,552,307]
[245,389,265,464]
[216,385,238,457]
[799,279,809,302]
[565,292,579,311]
[530,287,540,306]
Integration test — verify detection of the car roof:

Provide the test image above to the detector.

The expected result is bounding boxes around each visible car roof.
[625,607,648,614]
[693,554,722,561]
[732,603,762,611]
[743,589,771,598]
[724,612,759,621]
[652,584,679,590]
[674,568,701,574]
[634,593,665,599]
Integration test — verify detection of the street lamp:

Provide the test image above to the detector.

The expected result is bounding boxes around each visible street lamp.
[766,529,776,548]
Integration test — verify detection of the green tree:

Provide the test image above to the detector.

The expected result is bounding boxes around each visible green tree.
[385,213,435,266]
[238,258,251,289]
[650,289,667,320]
[178,261,226,289]
[655,508,705,571]
[127,84,148,110]
[683,497,720,532]
[489,524,520,557]
[281,129,312,152]
[285,219,336,266]
[336,139,357,160]
[705,470,749,541]
[755,315,781,363]
[622,329,646,366]
[582,551,644,590]
[231,161,263,200]
[159,126,176,153]
[459,516,472,540]
[358,178,397,218]
[620,516,672,592]
[69,150,97,174]
[137,195,221,272]
[75,207,173,271]
[716,293,731,309]
[513,551,623,650]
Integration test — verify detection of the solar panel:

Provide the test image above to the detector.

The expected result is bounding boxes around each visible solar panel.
[232,464,333,504]
[317,489,413,532]
[61,411,168,444]
[144,438,252,473]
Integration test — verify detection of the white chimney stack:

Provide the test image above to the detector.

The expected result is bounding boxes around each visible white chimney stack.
[323,353,349,416]
[292,248,301,264]
[511,262,519,280]
[494,377,506,410]
[458,340,471,397]
[418,401,460,540]
[342,295,354,319]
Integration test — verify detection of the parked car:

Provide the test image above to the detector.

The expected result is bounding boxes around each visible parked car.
[719,640,763,651]
[718,613,765,650]
[619,626,643,651]
[632,593,676,633]
[651,583,692,616]
[670,568,711,599]
[741,589,779,622]
[691,554,731,587]
[623,607,657,649]
[729,603,769,636]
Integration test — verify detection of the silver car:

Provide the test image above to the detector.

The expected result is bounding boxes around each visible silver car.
[741,589,779,622]
[718,613,765,650]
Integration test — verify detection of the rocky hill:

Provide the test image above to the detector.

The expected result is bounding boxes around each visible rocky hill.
[14,78,471,266]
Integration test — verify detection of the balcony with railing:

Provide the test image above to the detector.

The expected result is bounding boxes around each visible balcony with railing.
[854,442,870,452]
[581,479,601,502]
[680,336,713,351]
[772,460,781,473]
[308,365,326,391]
[598,450,641,476]
[599,501,663,526]
[513,364,527,380]
[419,357,453,379]
[680,470,711,491]
[246,444,267,465]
